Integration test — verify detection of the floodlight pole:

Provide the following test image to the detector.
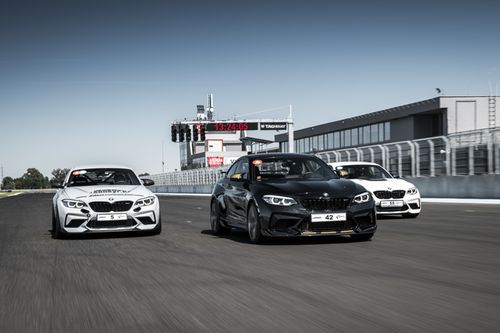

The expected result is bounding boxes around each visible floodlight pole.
[288,104,294,153]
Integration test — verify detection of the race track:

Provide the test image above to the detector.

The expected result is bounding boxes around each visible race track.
[0,194,499,332]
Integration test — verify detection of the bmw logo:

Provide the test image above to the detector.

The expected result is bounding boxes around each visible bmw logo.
[109,197,114,202]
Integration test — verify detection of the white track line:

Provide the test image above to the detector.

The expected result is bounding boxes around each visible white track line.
[422,198,500,205]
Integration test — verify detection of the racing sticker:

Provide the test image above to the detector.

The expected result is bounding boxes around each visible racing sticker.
[91,189,129,195]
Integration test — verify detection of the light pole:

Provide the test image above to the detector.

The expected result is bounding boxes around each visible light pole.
[161,141,165,174]
[288,104,294,153]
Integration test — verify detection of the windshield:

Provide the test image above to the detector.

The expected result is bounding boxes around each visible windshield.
[67,168,141,187]
[251,156,337,181]
[335,164,392,180]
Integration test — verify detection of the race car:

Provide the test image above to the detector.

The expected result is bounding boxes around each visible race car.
[328,162,421,218]
[52,165,161,238]
[210,153,377,243]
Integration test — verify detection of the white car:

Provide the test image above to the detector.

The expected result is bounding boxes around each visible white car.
[52,165,161,238]
[328,162,421,218]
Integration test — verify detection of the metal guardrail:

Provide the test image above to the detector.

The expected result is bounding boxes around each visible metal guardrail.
[149,127,500,185]
[316,127,500,177]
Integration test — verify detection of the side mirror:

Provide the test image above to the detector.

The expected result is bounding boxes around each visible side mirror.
[336,169,349,178]
[141,179,155,186]
[229,173,246,182]
[391,172,400,179]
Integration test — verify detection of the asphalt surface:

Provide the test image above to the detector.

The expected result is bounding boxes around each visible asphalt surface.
[0,194,499,333]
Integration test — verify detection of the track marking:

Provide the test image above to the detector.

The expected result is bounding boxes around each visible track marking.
[422,198,500,205]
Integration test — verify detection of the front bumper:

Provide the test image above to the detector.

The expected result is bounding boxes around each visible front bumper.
[373,196,421,215]
[255,199,376,237]
[57,203,160,234]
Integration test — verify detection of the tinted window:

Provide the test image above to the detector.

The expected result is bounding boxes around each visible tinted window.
[226,160,249,180]
[67,168,141,187]
[251,157,337,181]
[226,161,242,179]
[335,165,392,180]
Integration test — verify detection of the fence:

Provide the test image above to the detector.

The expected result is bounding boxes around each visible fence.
[149,127,500,186]
[316,127,500,177]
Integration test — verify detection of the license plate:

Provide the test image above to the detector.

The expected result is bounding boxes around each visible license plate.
[311,213,347,222]
[380,200,404,207]
[97,214,128,221]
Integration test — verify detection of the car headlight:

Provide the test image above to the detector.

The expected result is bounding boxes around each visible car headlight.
[135,196,156,207]
[353,192,371,204]
[262,195,297,206]
[407,187,418,195]
[62,199,88,209]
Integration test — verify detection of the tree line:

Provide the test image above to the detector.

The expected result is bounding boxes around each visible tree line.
[1,168,69,190]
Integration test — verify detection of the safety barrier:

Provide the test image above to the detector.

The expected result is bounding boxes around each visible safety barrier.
[149,127,500,191]
[315,127,500,177]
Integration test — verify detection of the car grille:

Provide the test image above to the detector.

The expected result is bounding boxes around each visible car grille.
[137,216,156,225]
[373,190,406,199]
[377,204,409,212]
[89,201,133,212]
[409,203,420,209]
[309,220,355,231]
[301,198,349,211]
[87,218,136,229]
[66,219,86,228]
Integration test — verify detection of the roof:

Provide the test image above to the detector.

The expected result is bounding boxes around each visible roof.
[240,136,274,144]
[328,161,380,167]
[275,97,442,142]
[242,152,317,160]
[70,164,133,171]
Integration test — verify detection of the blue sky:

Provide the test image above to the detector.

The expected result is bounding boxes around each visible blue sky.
[1,0,499,178]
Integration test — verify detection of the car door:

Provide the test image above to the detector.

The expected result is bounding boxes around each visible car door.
[225,159,251,227]
[221,160,243,225]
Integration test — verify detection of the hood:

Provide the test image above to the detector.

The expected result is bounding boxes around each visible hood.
[348,178,415,193]
[251,179,367,198]
[63,185,153,200]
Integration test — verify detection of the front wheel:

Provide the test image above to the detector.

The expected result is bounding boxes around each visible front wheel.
[350,233,374,242]
[52,208,63,239]
[247,203,264,244]
[210,200,230,235]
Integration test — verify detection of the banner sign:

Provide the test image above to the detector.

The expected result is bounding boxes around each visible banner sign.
[207,156,224,167]
[259,122,287,130]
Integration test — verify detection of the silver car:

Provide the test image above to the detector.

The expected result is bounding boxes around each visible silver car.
[52,165,161,238]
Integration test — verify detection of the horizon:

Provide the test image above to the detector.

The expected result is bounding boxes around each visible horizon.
[1,0,499,179]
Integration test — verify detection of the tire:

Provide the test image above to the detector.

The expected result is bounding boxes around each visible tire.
[52,208,64,239]
[350,233,374,242]
[402,213,419,218]
[247,203,264,244]
[210,200,230,235]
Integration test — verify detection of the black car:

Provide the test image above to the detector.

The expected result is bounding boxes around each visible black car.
[210,153,377,243]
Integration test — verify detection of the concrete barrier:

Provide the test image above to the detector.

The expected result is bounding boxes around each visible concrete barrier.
[151,175,500,199]
[151,185,214,194]
[404,175,500,199]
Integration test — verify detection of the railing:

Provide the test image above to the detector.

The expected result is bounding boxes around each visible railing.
[150,166,226,186]
[149,127,500,185]
[315,127,500,177]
